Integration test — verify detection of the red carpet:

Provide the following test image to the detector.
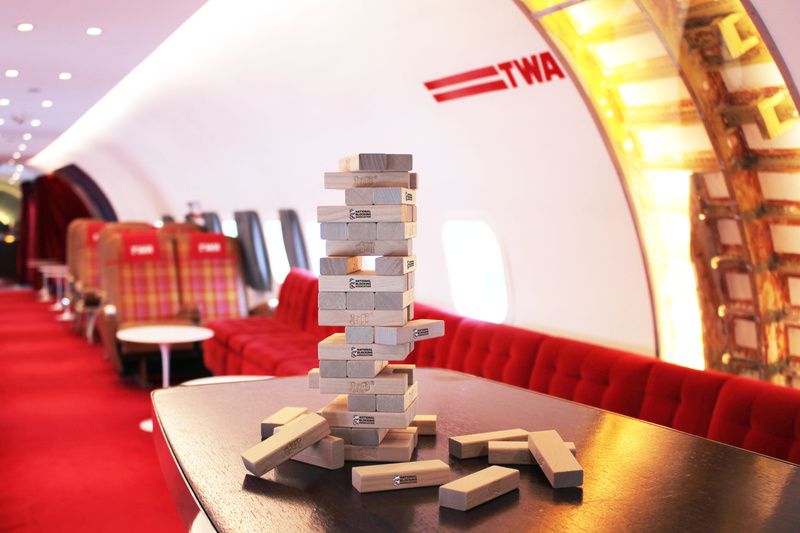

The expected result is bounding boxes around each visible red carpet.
[0,291,183,532]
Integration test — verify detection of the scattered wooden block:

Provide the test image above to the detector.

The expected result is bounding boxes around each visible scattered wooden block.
[347,394,377,412]
[410,414,436,436]
[331,426,390,446]
[439,466,519,511]
[272,427,344,470]
[339,153,412,172]
[377,381,419,412]
[449,428,529,459]
[318,309,408,327]
[374,289,414,310]
[345,188,416,206]
[375,319,445,345]
[319,394,417,429]
[319,365,411,395]
[345,326,374,344]
[352,459,451,493]
[375,255,417,276]
[528,430,584,488]
[320,223,349,241]
[318,333,413,361]
[324,171,418,190]
[347,359,388,378]
[346,292,375,310]
[393,426,419,448]
[319,360,348,378]
[320,256,361,276]
[345,430,415,463]
[326,239,413,257]
[318,292,346,310]
[377,222,416,241]
[488,440,576,465]
[319,271,411,293]
[260,407,309,439]
[241,413,330,476]
[308,368,319,389]
[317,205,415,224]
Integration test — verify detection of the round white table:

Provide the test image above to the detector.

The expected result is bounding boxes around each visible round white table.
[28,259,58,302]
[39,264,69,311]
[116,325,214,389]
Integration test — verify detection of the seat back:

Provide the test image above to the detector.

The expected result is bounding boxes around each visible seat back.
[173,232,247,322]
[98,229,181,322]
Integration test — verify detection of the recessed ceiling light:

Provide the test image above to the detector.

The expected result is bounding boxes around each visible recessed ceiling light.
[58,72,72,80]
[17,23,34,32]
[0,118,4,126]
[86,27,103,36]
[12,152,21,159]
[18,144,27,151]
[41,99,53,108]
[5,69,19,78]
[15,164,24,172]
[30,119,41,127]
[0,98,10,106]
[22,133,32,141]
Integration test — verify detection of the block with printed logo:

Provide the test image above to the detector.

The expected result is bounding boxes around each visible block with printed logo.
[317,205,415,224]
[319,394,417,429]
[318,333,413,361]
[351,459,451,493]
[345,187,416,206]
[324,171,418,190]
[375,255,417,275]
[319,271,411,293]
[375,319,445,345]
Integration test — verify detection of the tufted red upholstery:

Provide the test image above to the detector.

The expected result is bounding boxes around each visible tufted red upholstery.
[203,269,800,463]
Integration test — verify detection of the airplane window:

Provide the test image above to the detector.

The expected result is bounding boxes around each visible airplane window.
[442,220,508,323]
[263,219,290,284]
[221,218,238,238]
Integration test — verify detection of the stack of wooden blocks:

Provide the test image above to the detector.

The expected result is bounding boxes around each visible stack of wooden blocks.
[309,152,444,463]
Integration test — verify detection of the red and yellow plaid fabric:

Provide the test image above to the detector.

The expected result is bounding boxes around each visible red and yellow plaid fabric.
[174,233,244,322]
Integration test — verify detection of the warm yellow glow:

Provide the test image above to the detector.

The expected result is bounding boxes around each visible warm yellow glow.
[4,235,15,243]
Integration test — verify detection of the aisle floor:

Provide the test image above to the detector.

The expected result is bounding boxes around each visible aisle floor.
[0,291,183,532]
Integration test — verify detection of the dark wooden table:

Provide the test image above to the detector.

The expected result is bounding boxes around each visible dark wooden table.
[152,368,800,532]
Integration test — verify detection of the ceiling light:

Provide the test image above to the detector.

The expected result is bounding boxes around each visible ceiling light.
[18,144,27,151]
[41,99,53,108]
[58,72,72,80]
[0,98,9,106]
[0,119,4,126]
[12,152,21,159]
[86,27,103,36]
[22,133,32,141]
[15,164,24,172]
[5,69,19,78]
[17,23,34,32]
[30,119,41,127]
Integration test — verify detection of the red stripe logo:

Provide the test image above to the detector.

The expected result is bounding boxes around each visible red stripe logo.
[424,52,565,103]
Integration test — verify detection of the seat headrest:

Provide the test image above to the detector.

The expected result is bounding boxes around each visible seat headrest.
[188,233,228,260]
[120,232,162,262]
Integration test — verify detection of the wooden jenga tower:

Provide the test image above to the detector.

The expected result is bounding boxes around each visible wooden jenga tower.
[310,153,445,461]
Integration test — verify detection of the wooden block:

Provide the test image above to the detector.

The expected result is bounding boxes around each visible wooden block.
[318,292,346,310]
[387,363,414,385]
[319,394,417,429]
[377,381,419,412]
[329,426,389,446]
[449,428,529,459]
[345,430,415,463]
[528,430,584,488]
[318,333,413,361]
[320,223,348,241]
[260,407,309,439]
[241,413,330,476]
[308,368,319,389]
[439,466,519,511]
[377,222,416,241]
[324,171,417,190]
[319,365,410,395]
[374,289,414,310]
[319,271,410,293]
[346,292,375,310]
[375,255,417,275]
[407,302,415,320]
[317,205,415,224]
[318,309,408,327]
[326,240,412,257]
[375,319,445,345]
[272,427,344,470]
[345,188,416,206]
[345,326,373,344]
[339,153,412,172]
[320,256,361,275]
[347,394,377,412]
[410,414,436,436]
[348,222,378,241]
[347,359,389,378]
[488,440,576,465]
[352,459,451,493]
[319,360,347,378]
[393,426,419,448]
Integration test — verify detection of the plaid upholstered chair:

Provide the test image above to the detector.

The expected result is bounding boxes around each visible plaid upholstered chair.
[172,232,247,323]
